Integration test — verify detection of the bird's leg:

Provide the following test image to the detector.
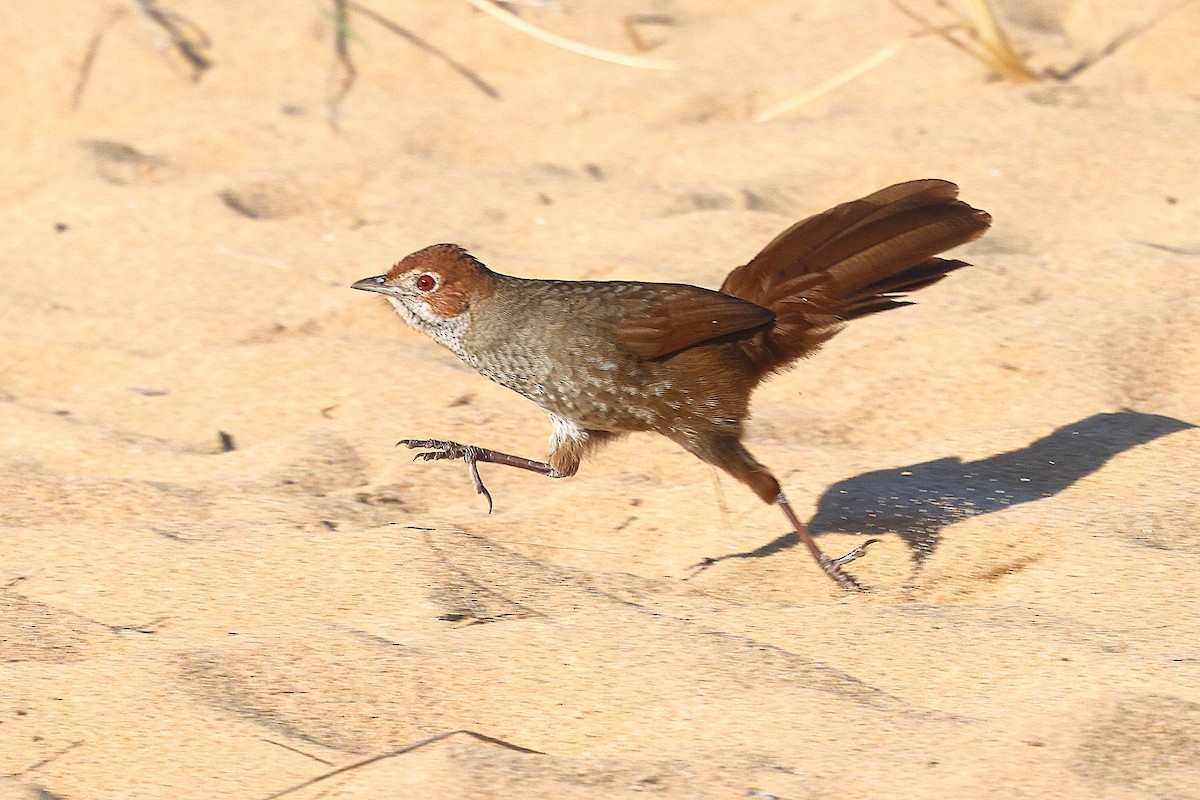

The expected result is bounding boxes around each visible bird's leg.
[685,433,878,590]
[397,439,562,513]
[776,493,880,590]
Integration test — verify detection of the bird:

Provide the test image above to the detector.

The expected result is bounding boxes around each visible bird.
[352,179,991,588]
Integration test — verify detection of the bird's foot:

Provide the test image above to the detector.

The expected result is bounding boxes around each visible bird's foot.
[818,539,881,591]
[817,555,861,591]
[397,439,493,513]
[399,438,472,462]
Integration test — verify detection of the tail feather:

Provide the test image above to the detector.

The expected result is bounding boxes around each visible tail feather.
[839,257,970,320]
[811,203,986,292]
[724,179,961,297]
[719,180,990,379]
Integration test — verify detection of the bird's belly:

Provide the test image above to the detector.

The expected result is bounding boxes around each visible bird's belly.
[544,364,745,436]
[468,342,747,436]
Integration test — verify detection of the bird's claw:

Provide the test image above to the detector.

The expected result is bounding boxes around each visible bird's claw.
[466,457,493,515]
[818,556,861,591]
[831,538,880,568]
[398,438,465,460]
[818,539,881,591]
[397,438,494,513]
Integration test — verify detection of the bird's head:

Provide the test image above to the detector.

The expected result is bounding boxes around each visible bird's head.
[352,244,494,343]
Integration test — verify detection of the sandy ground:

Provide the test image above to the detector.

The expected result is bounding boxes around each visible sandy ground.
[2,1,1199,798]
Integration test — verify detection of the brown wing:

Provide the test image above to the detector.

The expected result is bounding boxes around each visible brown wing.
[613,283,775,359]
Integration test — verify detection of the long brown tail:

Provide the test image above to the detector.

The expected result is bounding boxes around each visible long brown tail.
[720,179,991,380]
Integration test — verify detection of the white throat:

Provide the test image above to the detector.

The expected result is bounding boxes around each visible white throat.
[386,296,470,361]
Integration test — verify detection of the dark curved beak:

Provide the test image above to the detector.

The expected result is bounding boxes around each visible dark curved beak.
[351,275,394,295]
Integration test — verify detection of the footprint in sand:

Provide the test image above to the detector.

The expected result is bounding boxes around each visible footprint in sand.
[219,170,364,220]
[79,139,179,186]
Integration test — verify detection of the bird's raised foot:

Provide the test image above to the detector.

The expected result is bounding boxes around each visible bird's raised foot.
[398,438,472,461]
[396,438,493,513]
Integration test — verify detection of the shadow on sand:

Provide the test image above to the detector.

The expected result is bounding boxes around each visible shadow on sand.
[696,411,1195,570]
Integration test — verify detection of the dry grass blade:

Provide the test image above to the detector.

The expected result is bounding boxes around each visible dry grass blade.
[261,729,544,799]
[5,740,84,777]
[260,739,334,767]
[325,0,357,127]
[891,1,990,69]
[623,14,675,53]
[324,0,500,126]
[349,1,500,98]
[754,42,904,122]
[890,0,1037,83]
[464,0,678,70]
[1046,0,1198,81]
[958,0,1039,82]
[71,6,128,110]
[133,0,213,80]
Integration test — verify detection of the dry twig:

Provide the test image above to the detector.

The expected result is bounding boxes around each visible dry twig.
[262,729,543,799]
[890,0,1037,83]
[71,7,127,110]
[133,0,213,80]
[1045,0,1198,81]
[260,739,335,767]
[623,14,675,53]
[4,741,84,777]
[958,0,1039,82]
[325,0,357,126]
[464,0,678,69]
[754,42,905,122]
[349,2,499,98]
[324,0,501,126]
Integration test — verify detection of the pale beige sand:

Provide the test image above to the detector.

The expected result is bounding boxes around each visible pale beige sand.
[2,1,1199,798]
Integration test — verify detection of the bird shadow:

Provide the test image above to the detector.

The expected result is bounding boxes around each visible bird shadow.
[693,411,1195,572]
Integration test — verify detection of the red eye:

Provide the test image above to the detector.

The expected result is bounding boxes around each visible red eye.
[415,274,436,292]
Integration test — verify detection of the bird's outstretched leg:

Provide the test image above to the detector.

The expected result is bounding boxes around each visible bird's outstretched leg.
[399,429,612,512]
[398,439,562,513]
